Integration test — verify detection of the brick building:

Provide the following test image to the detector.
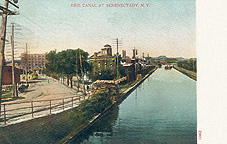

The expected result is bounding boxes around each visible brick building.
[89,44,116,72]
[2,66,20,85]
[20,53,47,72]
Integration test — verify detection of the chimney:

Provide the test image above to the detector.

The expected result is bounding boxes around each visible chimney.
[94,52,97,58]
[147,53,149,57]
[122,50,126,58]
[132,49,135,59]
[142,52,144,58]
[108,47,112,56]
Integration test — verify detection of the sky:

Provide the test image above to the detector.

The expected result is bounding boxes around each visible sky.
[1,0,196,60]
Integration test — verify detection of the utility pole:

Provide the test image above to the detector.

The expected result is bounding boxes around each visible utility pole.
[116,38,119,82]
[133,47,138,80]
[0,0,9,112]
[0,0,19,110]
[79,49,85,95]
[11,24,18,97]
[25,43,28,85]
[76,52,79,92]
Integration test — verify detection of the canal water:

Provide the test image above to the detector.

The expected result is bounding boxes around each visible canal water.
[70,68,197,144]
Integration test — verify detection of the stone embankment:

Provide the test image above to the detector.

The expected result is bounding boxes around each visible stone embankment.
[173,65,197,81]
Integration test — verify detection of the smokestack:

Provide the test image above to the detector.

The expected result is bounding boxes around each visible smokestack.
[132,49,135,59]
[122,50,126,58]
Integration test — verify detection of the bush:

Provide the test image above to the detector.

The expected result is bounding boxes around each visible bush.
[68,88,118,125]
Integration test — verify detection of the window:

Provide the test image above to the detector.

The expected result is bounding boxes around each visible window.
[98,62,100,67]
[105,62,107,68]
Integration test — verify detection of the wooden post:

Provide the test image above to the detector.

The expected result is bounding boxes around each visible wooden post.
[49,100,51,114]
[3,104,6,124]
[11,24,18,97]
[116,38,119,82]
[31,101,34,118]
[25,43,28,86]
[134,47,137,80]
[79,49,86,95]
[62,99,64,110]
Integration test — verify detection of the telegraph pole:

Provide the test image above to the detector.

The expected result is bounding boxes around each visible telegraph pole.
[112,38,122,83]
[0,0,9,110]
[0,0,19,110]
[116,38,119,82]
[79,49,85,95]
[11,24,18,97]
[76,55,79,92]
[25,43,28,85]
[133,47,137,80]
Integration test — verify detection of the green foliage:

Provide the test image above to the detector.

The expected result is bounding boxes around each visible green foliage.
[89,68,115,81]
[89,59,127,81]
[177,59,197,72]
[45,50,57,73]
[45,48,91,79]
[118,65,128,77]
[165,58,178,64]
[67,88,118,125]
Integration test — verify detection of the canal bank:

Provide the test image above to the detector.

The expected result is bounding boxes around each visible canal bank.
[58,67,157,144]
[174,65,197,81]
[69,68,197,144]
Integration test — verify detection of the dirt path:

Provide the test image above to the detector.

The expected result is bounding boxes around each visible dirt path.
[3,74,82,104]
[0,74,85,126]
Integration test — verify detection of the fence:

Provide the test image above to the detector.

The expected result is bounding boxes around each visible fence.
[0,95,86,125]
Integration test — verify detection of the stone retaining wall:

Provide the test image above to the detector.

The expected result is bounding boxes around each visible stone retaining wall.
[174,65,197,81]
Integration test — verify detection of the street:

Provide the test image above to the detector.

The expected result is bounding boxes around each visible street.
[0,74,85,126]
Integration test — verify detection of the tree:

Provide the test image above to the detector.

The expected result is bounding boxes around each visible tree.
[45,50,57,76]
[45,49,91,88]
[177,59,197,72]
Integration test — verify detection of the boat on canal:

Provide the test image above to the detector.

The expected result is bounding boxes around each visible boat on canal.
[165,65,173,70]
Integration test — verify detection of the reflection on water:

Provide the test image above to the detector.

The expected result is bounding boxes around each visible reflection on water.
[70,68,196,144]
[70,106,119,144]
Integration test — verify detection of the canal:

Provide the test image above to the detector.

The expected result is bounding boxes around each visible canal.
[70,68,197,143]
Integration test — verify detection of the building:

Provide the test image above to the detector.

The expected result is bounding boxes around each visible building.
[88,44,118,81]
[89,44,116,71]
[20,53,47,72]
[2,66,20,85]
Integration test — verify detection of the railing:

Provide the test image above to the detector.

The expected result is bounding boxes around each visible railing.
[0,94,87,125]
